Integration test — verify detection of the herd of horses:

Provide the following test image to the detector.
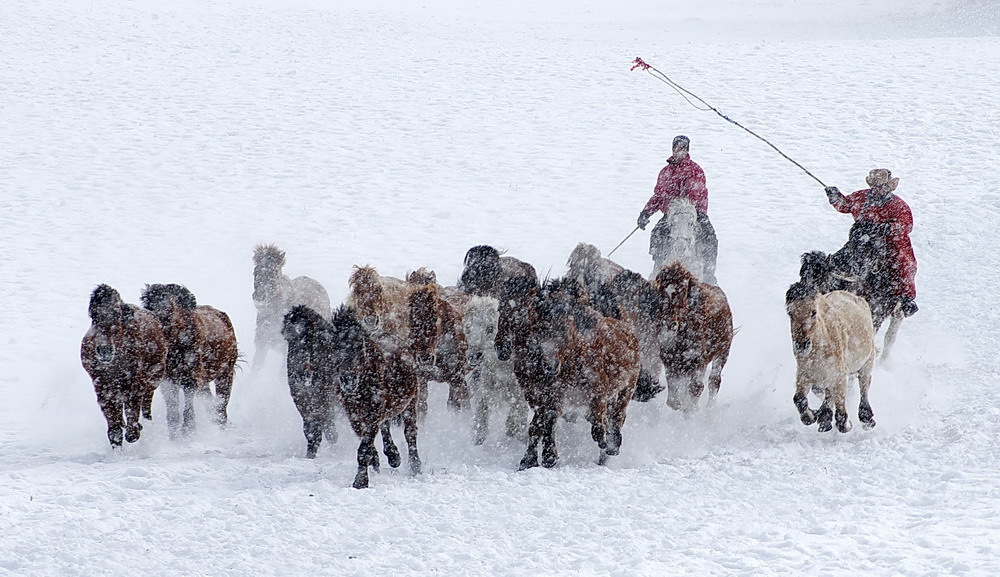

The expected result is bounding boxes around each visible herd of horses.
[81,216,907,488]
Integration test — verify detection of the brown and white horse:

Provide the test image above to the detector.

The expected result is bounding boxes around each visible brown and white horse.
[653,263,733,411]
[786,282,876,433]
[81,284,167,447]
[141,284,239,438]
[252,244,331,371]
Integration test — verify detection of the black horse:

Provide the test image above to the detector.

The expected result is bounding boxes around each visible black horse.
[799,220,899,330]
[281,305,340,458]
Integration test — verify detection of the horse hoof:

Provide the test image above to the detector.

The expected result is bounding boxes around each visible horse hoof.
[352,477,369,489]
[818,421,832,433]
[409,457,422,476]
[598,451,610,466]
[862,419,876,430]
[386,451,402,469]
[124,427,141,444]
[518,455,539,471]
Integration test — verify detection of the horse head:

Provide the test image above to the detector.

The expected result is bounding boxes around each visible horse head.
[566,242,602,287]
[87,284,134,363]
[461,245,503,297]
[408,284,440,367]
[655,262,697,320]
[348,265,387,331]
[253,244,287,302]
[785,281,820,356]
[405,267,438,286]
[141,283,199,351]
[329,305,367,391]
[462,296,500,368]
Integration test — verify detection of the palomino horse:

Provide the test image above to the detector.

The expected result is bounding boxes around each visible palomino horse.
[346,265,417,337]
[500,276,640,469]
[653,263,733,411]
[81,284,168,447]
[650,198,713,283]
[407,281,471,413]
[281,305,341,458]
[799,219,904,361]
[328,305,422,489]
[462,295,529,445]
[785,282,876,433]
[252,244,332,371]
[141,284,239,438]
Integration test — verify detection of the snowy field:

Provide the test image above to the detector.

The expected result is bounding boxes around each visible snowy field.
[2,0,999,574]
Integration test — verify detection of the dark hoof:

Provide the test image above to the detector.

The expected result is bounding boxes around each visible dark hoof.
[518,453,539,471]
[108,428,124,448]
[541,452,557,469]
[799,411,816,426]
[352,472,369,489]
[124,425,141,444]
[862,418,876,430]
[385,448,402,469]
[818,421,832,433]
[598,451,610,466]
[306,444,319,459]
[409,456,422,476]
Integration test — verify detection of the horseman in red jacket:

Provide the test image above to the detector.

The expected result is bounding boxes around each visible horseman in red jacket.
[636,135,719,284]
[824,168,918,316]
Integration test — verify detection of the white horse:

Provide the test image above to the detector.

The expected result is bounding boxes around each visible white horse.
[650,198,706,282]
[785,282,876,433]
[252,244,332,371]
[462,296,529,445]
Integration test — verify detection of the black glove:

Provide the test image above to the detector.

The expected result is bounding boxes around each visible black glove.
[824,186,840,202]
[637,212,651,231]
[900,297,918,317]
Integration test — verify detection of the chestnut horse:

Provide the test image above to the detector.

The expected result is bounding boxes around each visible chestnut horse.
[328,305,422,489]
[281,305,341,458]
[462,295,529,445]
[408,281,471,414]
[501,276,640,469]
[252,244,332,371]
[785,282,876,432]
[346,265,418,338]
[141,284,239,438]
[81,284,167,447]
[653,263,733,411]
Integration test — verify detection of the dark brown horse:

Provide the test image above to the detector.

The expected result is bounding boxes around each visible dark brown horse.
[408,280,471,414]
[281,305,341,458]
[501,277,641,469]
[653,263,733,411]
[81,285,168,447]
[328,305,422,489]
[141,284,239,438]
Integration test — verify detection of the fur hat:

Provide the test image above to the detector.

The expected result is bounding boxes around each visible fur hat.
[672,135,690,150]
[866,168,899,192]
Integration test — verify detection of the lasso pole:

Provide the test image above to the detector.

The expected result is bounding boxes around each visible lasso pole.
[607,226,641,257]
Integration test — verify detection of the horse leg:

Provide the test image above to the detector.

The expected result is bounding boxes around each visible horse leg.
[518,408,544,470]
[834,377,852,433]
[879,313,903,363]
[96,383,124,448]
[707,353,728,408]
[816,389,835,433]
[322,396,338,446]
[473,386,490,446]
[665,376,683,411]
[352,428,379,489]
[180,378,198,437]
[162,379,182,439]
[589,397,609,450]
[380,421,401,469]
[417,376,429,421]
[122,386,143,444]
[858,363,876,430]
[793,372,816,426]
[687,371,706,411]
[540,409,559,469]
[402,400,422,476]
[632,368,664,403]
[212,370,234,429]
[504,380,530,441]
[141,383,155,421]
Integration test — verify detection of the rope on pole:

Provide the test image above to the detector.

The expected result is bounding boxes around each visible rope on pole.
[632,57,827,188]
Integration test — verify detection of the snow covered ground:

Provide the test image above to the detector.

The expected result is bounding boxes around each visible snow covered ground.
[2,0,999,574]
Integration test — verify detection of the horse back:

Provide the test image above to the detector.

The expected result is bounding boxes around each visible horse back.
[290,276,332,318]
[566,314,640,399]
[697,283,734,354]
[193,305,239,373]
[818,291,875,370]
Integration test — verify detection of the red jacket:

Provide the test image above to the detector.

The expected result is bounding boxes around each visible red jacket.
[642,156,709,216]
[830,189,917,299]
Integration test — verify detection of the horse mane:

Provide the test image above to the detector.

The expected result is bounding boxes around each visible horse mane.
[89,284,123,321]
[408,284,440,353]
[282,304,326,341]
[406,267,438,286]
[612,270,660,319]
[141,283,198,313]
[253,244,286,269]
[785,281,818,305]
[331,304,362,333]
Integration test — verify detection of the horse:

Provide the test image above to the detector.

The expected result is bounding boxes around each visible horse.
[346,265,417,337]
[459,245,538,299]
[799,219,904,361]
[565,242,626,295]
[327,305,422,489]
[281,305,341,458]
[785,282,876,433]
[650,198,714,283]
[462,295,529,445]
[81,284,168,447]
[141,284,239,438]
[501,276,640,469]
[407,281,471,414]
[252,244,332,371]
[653,262,733,411]
[590,270,666,402]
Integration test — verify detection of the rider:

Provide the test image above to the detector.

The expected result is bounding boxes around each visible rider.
[824,168,918,316]
[636,135,719,284]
